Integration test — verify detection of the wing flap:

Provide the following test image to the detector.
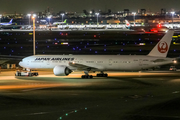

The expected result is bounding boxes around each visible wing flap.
[69,62,101,71]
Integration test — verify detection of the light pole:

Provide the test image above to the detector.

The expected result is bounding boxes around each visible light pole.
[0,14,2,23]
[48,16,51,25]
[27,14,31,25]
[171,12,175,23]
[32,14,36,55]
[132,12,136,26]
[95,13,99,25]
[61,13,64,22]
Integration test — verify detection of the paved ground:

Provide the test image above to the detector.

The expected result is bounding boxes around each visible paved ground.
[0,70,180,120]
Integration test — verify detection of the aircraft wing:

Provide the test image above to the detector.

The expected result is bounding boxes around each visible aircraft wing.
[151,59,173,63]
[175,57,180,60]
[69,62,102,71]
[0,55,25,64]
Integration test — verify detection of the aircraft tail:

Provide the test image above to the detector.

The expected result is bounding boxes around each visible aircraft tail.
[64,19,67,23]
[9,19,13,23]
[125,20,130,27]
[147,30,174,58]
[133,22,136,26]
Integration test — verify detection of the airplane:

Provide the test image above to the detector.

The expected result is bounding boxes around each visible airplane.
[125,20,141,28]
[125,20,131,28]
[0,19,13,26]
[19,30,176,79]
[53,19,67,25]
[125,20,168,33]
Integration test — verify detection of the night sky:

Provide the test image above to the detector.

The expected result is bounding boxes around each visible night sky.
[0,0,180,13]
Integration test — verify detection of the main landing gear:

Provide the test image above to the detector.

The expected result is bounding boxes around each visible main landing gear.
[81,71,93,79]
[96,71,108,77]
[81,71,108,79]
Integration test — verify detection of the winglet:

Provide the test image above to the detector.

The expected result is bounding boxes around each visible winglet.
[64,19,67,23]
[9,19,13,23]
[147,30,174,58]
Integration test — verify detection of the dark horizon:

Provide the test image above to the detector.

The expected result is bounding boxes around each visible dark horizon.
[0,0,180,14]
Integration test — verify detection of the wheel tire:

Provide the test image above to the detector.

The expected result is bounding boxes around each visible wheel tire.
[105,74,108,77]
[81,75,85,79]
[90,75,93,79]
[104,74,108,77]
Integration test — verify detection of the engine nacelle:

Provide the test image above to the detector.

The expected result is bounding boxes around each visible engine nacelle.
[53,65,72,76]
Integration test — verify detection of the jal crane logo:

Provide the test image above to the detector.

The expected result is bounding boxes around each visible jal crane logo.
[157,41,168,53]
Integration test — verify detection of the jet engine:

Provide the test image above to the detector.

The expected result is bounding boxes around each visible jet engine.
[53,65,72,76]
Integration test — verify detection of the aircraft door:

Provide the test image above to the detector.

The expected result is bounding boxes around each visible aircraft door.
[109,59,112,65]
[139,59,143,66]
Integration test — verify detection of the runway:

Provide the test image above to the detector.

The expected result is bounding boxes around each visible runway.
[1,70,180,120]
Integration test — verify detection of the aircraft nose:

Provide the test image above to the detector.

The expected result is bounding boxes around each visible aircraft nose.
[19,61,24,67]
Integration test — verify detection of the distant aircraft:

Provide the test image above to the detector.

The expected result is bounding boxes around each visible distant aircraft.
[125,20,168,33]
[19,30,176,79]
[0,19,13,26]
[125,20,141,28]
[125,20,131,28]
[53,19,67,25]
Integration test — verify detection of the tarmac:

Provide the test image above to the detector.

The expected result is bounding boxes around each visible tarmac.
[0,70,180,120]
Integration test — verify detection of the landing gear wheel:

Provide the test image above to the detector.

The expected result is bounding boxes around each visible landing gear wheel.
[103,74,108,77]
[81,75,85,79]
[81,75,93,79]
[96,73,108,77]
[89,75,93,79]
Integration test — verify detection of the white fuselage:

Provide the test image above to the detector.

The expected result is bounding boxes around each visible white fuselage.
[19,55,174,71]
[53,22,65,25]
[0,23,12,26]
